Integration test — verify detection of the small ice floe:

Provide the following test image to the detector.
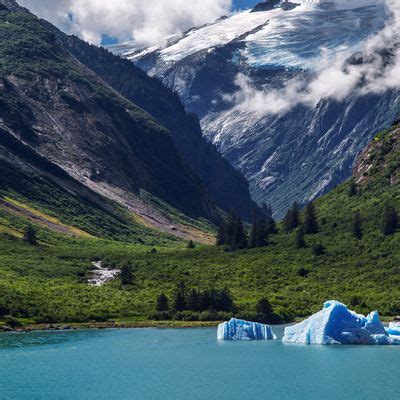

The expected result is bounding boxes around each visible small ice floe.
[217,318,276,340]
[386,321,400,336]
[88,261,120,286]
[283,300,400,345]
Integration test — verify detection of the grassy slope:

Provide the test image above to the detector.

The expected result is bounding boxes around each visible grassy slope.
[0,125,398,325]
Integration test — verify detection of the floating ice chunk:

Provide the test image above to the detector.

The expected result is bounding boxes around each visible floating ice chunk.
[217,318,276,340]
[283,300,400,345]
[386,322,400,336]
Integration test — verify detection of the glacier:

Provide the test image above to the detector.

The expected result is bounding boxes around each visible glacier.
[217,318,276,340]
[118,1,400,218]
[282,300,400,345]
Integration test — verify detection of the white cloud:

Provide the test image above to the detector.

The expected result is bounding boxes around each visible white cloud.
[19,0,232,45]
[230,0,400,117]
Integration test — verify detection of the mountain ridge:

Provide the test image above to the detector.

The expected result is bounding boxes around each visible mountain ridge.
[0,5,221,239]
[3,0,259,223]
[126,3,399,216]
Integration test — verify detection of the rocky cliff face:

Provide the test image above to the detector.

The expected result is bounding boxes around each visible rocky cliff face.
[0,6,219,233]
[123,3,400,216]
[354,122,400,187]
[47,29,259,222]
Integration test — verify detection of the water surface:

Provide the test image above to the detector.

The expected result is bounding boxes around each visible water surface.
[0,326,399,399]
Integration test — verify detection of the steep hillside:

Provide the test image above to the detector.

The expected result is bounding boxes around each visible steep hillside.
[102,122,400,321]
[0,122,398,325]
[41,24,259,221]
[0,4,221,237]
[125,3,400,216]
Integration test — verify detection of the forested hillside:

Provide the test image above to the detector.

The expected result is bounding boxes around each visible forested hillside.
[0,122,398,326]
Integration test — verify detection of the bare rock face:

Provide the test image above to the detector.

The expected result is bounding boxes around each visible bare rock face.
[353,124,400,187]
[251,0,280,12]
[52,25,259,222]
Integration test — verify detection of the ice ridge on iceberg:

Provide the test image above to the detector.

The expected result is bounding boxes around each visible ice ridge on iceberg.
[282,300,400,345]
[217,318,276,340]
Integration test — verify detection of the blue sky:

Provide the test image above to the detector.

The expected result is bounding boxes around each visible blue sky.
[232,0,260,10]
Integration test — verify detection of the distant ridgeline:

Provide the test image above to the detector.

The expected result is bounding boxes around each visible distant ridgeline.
[251,0,384,9]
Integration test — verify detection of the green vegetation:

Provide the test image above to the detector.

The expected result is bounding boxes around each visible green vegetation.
[283,202,300,233]
[0,124,398,326]
[0,7,398,328]
[23,224,37,245]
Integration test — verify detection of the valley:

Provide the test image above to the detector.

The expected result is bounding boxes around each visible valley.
[0,0,398,331]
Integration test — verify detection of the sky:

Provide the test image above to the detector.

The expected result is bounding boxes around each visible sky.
[18,0,260,46]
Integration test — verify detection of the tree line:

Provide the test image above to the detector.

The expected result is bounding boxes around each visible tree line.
[215,187,399,251]
[155,288,282,323]
[216,203,277,251]
[156,284,235,314]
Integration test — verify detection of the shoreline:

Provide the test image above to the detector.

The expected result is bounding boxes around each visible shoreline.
[1,315,397,334]
[0,320,221,333]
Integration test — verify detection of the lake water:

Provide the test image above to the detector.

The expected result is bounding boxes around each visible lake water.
[1,326,399,400]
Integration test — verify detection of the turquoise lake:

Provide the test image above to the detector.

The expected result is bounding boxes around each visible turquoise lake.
[1,326,399,400]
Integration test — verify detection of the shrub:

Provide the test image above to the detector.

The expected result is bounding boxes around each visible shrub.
[312,244,325,256]
[23,224,38,245]
[4,315,23,328]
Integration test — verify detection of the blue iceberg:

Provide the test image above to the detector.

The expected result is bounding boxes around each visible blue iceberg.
[386,322,400,336]
[282,300,400,345]
[217,318,276,340]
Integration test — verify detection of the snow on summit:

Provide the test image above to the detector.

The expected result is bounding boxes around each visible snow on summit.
[112,0,395,217]
[113,0,384,67]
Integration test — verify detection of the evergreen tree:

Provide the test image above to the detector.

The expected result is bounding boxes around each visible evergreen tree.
[266,215,277,235]
[352,212,362,240]
[256,297,273,322]
[348,180,357,197]
[23,224,38,245]
[216,222,226,246]
[312,243,325,256]
[156,293,169,312]
[249,219,269,248]
[262,203,277,234]
[230,216,248,251]
[283,208,292,233]
[284,202,300,233]
[303,202,318,234]
[249,219,258,249]
[120,262,134,285]
[173,292,185,312]
[295,226,306,248]
[218,288,234,312]
[199,290,211,311]
[225,210,237,246]
[187,240,196,249]
[187,289,200,311]
[173,282,186,312]
[381,204,398,236]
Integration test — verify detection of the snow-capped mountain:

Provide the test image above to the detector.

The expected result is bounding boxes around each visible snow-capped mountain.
[111,1,400,216]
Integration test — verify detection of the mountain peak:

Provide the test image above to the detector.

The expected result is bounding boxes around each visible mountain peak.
[251,0,280,12]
